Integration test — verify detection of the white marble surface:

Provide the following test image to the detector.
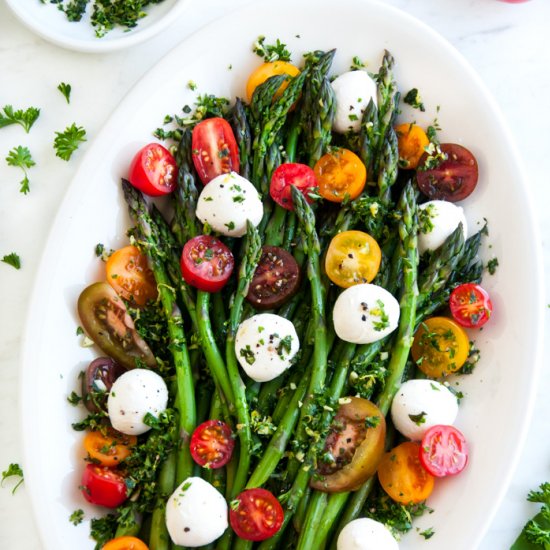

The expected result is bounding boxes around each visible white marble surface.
[0,0,548,548]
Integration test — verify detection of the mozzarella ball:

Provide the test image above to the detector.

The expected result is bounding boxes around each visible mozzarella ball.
[333,284,400,344]
[235,313,299,382]
[337,518,398,550]
[331,71,378,134]
[166,477,228,547]
[196,172,263,237]
[418,200,467,255]
[107,369,168,436]
[391,379,459,441]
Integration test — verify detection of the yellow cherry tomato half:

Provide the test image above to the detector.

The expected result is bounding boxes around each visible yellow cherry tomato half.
[377,442,435,504]
[325,231,382,288]
[246,61,301,102]
[84,428,137,468]
[102,536,149,550]
[394,123,430,169]
[411,316,470,378]
[314,148,367,203]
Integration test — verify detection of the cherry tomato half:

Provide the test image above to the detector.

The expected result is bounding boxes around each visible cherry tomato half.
[246,246,301,310]
[81,464,128,508]
[229,488,284,541]
[190,419,235,469]
[82,357,126,414]
[128,143,177,197]
[411,316,470,378]
[84,428,137,468]
[311,397,386,493]
[325,230,381,288]
[420,425,469,478]
[314,148,366,203]
[106,245,158,307]
[395,123,430,170]
[191,118,240,184]
[416,143,479,202]
[180,235,234,293]
[449,283,493,328]
[246,61,301,102]
[269,163,317,211]
[377,442,435,505]
[102,536,149,550]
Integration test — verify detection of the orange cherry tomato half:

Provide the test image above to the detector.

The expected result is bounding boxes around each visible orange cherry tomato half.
[84,428,137,468]
[229,488,284,541]
[246,61,300,102]
[128,143,177,197]
[105,245,158,307]
[377,442,435,504]
[395,123,430,169]
[102,536,149,550]
[325,230,382,288]
[81,464,128,508]
[449,283,493,328]
[190,419,235,469]
[411,317,470,378]
[314,148,366,203]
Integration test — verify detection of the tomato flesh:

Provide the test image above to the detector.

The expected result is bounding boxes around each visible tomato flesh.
[81,464,128,508]
[180,235,235,292]
[420,425,469,477]
[449,283,493,328]
[102,536,149,550]
[190,420,235,469]
[416,143,478,202]
[377,442,435,504]
[128,143,177,197]
[191,118,240,184]
[84,428,137,468]
[229,488,284,541]
[106,245,158,307]
[269,163,317,211]
[82,357,126,413]
[246,246,301,309]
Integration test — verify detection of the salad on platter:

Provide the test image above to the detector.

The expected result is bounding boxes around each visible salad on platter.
[69,36,493,550]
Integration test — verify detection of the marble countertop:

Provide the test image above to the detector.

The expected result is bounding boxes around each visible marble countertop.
[1,0,548,548]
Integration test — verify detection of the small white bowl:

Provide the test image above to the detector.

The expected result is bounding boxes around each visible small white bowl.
[5,0,190,53]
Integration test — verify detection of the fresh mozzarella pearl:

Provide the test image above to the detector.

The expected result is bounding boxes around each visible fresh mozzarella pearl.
[418,200,467,255]
[337,518,398,550]
[332,284,400,344]
[107,369,168,436]
[166,477,228,547]
[331,71,378,134]
[196,172,263,237]
[235,313,299,382]
[391,379,459,441]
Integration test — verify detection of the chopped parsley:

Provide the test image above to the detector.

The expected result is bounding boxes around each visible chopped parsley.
[1,463,24,494]
[403,88,425,112]
[67,391,82,406]
[1,252,21,270]
[187,80,197,91]
[239,345,256,365]
[419,527,435,539]
[350,55,366,70]
[252,35,291,62]
[224,221,236,231]
[5,145,35,194]
[276,335,293,358]
[418,142,447,171]
[54,123,86,161]
[94,243,113,261]
[408,411,427,426]
[69,509,84,526]
[371,300,390,331]
[486,257,499,275]
[0,105,40,133]
[365,415,381,428]
[58,82,72,104]
[418,203,436,234]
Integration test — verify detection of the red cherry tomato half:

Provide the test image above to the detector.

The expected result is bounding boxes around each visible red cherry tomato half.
[416,143,478,202]
[270,163,317,211]
[80,464,128,508]
[229,488,284,541]
[449,283,493,328]
[128,143,177,197]
[190,419,235,469]
[191,117,240,184]
[180,235,235,292]
[420,425,469,477]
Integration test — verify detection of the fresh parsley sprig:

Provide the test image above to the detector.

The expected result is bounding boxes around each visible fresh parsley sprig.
[54,123,86,161]
[1,253,21,270]
[0,105,40,133]
[512,482,550,549]
[58,82,72,104]
[1,463,24,494]
[5,145,35,194]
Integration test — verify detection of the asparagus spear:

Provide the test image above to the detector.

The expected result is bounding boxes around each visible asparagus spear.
[229,98,252,181]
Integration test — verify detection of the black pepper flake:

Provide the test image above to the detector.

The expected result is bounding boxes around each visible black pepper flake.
[184,527,190,532]
[361,315,367,322]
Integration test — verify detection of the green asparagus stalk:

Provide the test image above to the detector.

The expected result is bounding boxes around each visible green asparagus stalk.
[229,98,252,181]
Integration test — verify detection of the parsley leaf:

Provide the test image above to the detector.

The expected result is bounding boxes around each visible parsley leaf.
[0,105,40,133]
[403,88,425,112]
[1,252,21,270]
[69,509,84,526]
[253,35,291,62]
[5,145,35,194]
[54,123,86,161]
[1,463,24,494]
[58,82,72,104]
[513,482,550,548]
